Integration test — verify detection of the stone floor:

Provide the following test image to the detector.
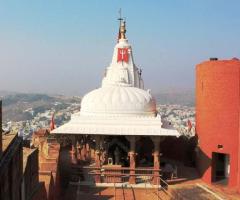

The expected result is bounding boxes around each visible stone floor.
[170,184,223,200]
[63,185,170,200]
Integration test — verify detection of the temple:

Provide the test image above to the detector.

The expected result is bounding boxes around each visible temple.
[52,19,180,185]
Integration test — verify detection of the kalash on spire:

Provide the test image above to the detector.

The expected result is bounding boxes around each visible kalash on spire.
[102,18,144,89]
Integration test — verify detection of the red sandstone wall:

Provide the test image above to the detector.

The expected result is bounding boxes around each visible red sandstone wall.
[24,149,39,199]
[196,59,240,189]
[0,135,23,200]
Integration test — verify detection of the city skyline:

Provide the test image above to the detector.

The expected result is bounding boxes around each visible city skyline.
[1,1,240,95]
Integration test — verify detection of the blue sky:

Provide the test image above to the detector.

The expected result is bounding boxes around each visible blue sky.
[0,1,240,95]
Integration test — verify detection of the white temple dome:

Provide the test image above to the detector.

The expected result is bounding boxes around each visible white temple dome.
[51,19,180,137]
[79,20,157,117]
[80,86,156,117]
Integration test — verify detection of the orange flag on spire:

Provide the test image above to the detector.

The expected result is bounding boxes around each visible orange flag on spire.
[50,114,55,131]
[187,120,192,132]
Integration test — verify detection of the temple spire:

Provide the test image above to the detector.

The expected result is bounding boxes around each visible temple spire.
[117,9,126,40]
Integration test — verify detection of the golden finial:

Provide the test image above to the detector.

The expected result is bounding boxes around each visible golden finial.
[117,9,126,40]
[120,20,126,39]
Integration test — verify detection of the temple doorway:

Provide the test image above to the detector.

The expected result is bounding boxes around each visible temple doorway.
[212,152,230,185]
[136,137,154,167]
[106,136,130,167]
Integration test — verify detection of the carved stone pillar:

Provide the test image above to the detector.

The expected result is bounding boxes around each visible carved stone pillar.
[79,138,86,161]
[86,142,90,161]
[82,142,87,161]
[127,136,136,184]
[94,136,101,183]
[76,141,81,160]
[70,136,77,164]
[94,150,101,183]
[71,144,75,154]
[152,137,161,185]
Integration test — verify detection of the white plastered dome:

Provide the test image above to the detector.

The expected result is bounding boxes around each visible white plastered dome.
[80,86,156,117]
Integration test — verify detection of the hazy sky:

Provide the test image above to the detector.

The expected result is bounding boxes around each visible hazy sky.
[0,1,240,96]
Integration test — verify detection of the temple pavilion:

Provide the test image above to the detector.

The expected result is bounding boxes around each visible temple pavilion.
[52,19,179,185]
